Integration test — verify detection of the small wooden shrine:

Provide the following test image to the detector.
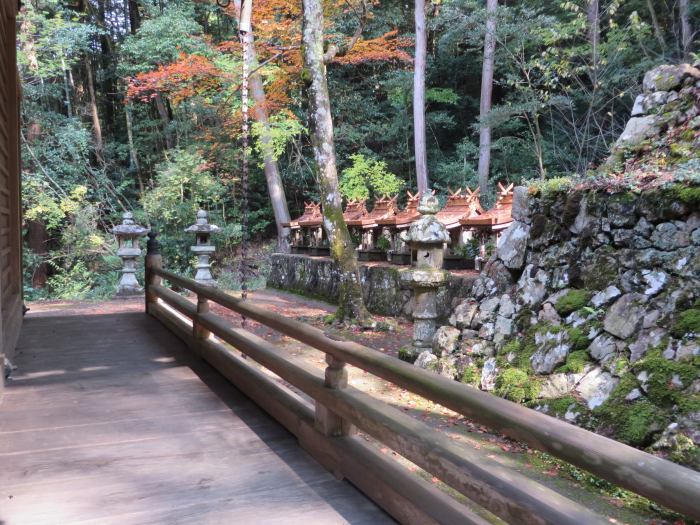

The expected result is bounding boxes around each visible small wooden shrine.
[346,195,398,261]
[283,202,324,255]
[460,182,514,267]
[435,188,483,269]
[377,191,422,265]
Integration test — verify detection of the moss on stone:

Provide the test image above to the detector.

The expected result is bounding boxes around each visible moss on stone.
[494,368,540,403]
[670,308,700,338]
[633,347,697,406]
[597,399,667,446]
[555,289,592,316]
[461,365,480,387]
[669,434,700,468]
[566,326,590,351]
[556,349,589,374]
[398,347,417,364]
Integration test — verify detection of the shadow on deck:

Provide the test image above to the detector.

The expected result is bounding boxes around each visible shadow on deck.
[0,308,393,525]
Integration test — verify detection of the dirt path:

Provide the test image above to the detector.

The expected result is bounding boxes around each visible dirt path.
[27,292,685,524]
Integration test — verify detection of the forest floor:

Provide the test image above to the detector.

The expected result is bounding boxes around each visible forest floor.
[27,292,688,525]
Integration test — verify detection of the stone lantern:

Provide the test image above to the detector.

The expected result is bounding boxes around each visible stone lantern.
[185,209,220,286]
[112,211,148,296]
[400,193,451,357]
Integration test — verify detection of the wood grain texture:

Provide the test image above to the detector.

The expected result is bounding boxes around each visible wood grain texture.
[0,311,394,525]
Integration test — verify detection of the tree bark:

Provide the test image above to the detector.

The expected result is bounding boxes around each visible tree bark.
[128,0,141,34]
[680,0,693,60]
[413,0,429,194]
[646,0,666,50]
[239,30,292,252]
[124,101,143,194]
[26,220,48,289]
[84,55,104,163]
[587,0,599,88]
[301,0,368,321]
[154,92,175,149]
[477,0,497,197]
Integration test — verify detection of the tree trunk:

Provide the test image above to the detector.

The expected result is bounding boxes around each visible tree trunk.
[680,0,693,60]
[646,0,666,50]
[240,31,292,253]
[84,55,104,163]
[61,59,73,117]
[301,0,368,322]
[413,0,429,194]
[154,92,175,149]
[587,0,599,88]
[124,101,143,194]
[477,0,497,197]
[26,220,48,289]
[128,0,141,34]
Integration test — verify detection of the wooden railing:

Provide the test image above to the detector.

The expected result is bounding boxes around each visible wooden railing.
[144,246,700,525]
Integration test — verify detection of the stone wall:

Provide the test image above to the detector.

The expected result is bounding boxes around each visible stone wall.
[425,184,699,466]
[267,253,476,320]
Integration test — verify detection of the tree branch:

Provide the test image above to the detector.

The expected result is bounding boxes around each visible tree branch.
[323,0,369,64]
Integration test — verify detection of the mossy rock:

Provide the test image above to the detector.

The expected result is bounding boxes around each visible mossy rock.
[597,399,667,446]
[633,348,697,406]
[671,308,700,338]
[494,368,540,403]
[554,289,592,316]
[398,347,417,364]
[556,349,589,374]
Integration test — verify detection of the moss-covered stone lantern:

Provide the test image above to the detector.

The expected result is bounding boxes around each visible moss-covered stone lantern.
[400,193,451,357]
[185,209,220,286]
[112,211,148,296]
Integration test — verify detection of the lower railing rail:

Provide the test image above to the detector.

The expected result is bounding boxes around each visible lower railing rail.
[144,250,700,525]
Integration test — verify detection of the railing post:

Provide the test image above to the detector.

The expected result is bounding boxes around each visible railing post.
[315,355,354,438]
[144,230,162,315]
[193,294,210,356]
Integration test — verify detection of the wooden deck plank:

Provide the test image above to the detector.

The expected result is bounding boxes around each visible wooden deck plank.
[0,310,394,525]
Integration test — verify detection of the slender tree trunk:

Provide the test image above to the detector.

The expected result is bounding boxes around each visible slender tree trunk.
[26,220,48,289]
[413,0,429,194]
[61,58,73,117]
[477,0,497,197]
[128,0,141,34]
[680,0,693,60]
[84,56,104,162]
[301,0,368,322]
[154,92,175,149]
[124,101,143,193]
[647,0,666,50]
[239,30,292,252]
[587,0,599,88]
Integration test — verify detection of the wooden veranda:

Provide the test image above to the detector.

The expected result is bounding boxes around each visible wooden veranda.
[0,305,392,524]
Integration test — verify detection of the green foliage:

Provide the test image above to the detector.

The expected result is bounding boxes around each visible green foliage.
[494,368,540,403]
[461,364,480,387]
[376,235,391,252]
[554,289,592,316]
[251,115,306,164]
[339,154,404,201]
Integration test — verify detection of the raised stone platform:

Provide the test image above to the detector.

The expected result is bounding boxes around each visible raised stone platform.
[267,253,478,320]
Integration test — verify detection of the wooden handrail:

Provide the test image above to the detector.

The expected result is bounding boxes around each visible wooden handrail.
[148,266,700,522]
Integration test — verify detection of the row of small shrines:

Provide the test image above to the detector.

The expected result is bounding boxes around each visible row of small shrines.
[283,183,514,270]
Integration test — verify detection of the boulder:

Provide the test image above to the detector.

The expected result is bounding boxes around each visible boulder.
[498,294,516,318]
[531,330,571,374]
[651,222,689,250]
[576,368,619,409]
[432,326,461,357]
[449,299,479,329]
[415,351,438,370]
[480,357,498,391]
[511,186,530,223]
[591,285,622,308]
[569,196,597,235]
[629,328,666,362]
[615,116,661,148]
[643,64,700,93]
[539,373,585,399]
[589,334,617,363]
[641,270,668,296]
[517,265,550,307]
[497,220,530,270]
[493,316,514,344]
[604,294,645,339]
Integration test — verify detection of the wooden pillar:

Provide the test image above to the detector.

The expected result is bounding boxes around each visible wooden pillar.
[315,354,354,438]
[144,231,162,315]
[193,294,210,357]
